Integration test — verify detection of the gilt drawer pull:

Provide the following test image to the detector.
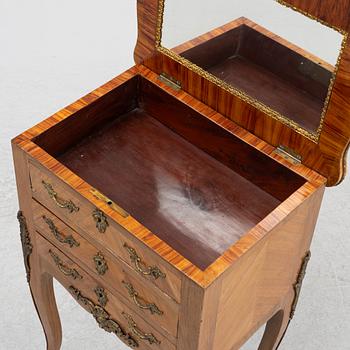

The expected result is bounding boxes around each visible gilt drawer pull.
[92,208,109,233]
[123,243,166,280]
[122,312,161,345]
[94,286,108,307]
[42,216,80,248]
[42,181,79,213]
[69,286,138,348]
[49,250,82,280]
[93,252,108,275]
[122,281,163,315]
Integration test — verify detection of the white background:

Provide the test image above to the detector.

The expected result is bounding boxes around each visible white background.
[162,0,344,65]
[0,1,349,349]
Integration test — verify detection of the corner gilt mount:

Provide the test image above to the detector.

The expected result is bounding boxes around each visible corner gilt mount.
[17,210,33,283]
[290,250,311,319]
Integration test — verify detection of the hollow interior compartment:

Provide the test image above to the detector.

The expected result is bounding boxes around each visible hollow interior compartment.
[34,75,306,270]
[180,19,333,132]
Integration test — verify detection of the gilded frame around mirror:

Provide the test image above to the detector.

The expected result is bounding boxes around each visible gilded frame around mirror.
[155,0,348,142]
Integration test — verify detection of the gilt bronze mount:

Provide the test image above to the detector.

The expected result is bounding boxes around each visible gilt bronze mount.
[69,286,138,348]
[17,211,33,283]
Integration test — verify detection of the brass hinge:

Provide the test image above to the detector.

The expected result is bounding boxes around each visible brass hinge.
[158,73,181,91]
[275,145,302,165]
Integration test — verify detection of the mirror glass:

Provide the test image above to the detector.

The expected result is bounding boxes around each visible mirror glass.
[160,0,345,137]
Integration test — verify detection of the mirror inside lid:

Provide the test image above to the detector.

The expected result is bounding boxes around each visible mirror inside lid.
[135,0,350,186]
[160,0,346,141]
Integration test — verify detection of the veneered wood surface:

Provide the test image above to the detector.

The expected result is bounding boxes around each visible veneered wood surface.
[58,109,281,270]
[37,234,176,350]
[12,64,326,288]
[29,162,182,302]
[32,200,179,339]
[173,177,324,350]
[212,184,324,350]
[137,0,350,186]
[12,60,329,350]
[177,278,223,350]
[134,0,160,64]
[33,76,139,157]
[140,75,306,202]
[173,179,324,350]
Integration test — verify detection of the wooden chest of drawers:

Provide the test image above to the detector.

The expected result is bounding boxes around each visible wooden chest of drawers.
[12,1,350,349]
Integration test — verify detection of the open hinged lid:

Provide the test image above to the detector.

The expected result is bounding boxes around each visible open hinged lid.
[134,0,350,186]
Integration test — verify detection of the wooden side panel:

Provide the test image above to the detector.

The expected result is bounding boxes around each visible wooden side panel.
[134,0,159,64]
[214,245,268,350]
[177,278,222,350]
[211,184,325,350]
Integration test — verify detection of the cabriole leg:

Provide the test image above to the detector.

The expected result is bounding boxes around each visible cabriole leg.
[18,209,62,350]
[258,300,292,350]
[30,265,62,350]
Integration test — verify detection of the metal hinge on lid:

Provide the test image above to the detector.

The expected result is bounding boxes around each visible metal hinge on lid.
[159,73,181,91]
[275,145,302,165]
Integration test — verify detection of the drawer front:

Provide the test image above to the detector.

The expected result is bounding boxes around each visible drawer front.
[32,200,179,338]
[29,163,181,302]
[37,234,176,350]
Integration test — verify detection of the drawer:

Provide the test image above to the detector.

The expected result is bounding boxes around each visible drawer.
[29,162,181,302]
[37,234,176,350]
[32,199,179,338]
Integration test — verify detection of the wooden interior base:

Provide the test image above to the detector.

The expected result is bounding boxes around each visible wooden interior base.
[35,75,306,270]
[58,110,279,269]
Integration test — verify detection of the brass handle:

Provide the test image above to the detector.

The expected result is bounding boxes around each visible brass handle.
[49,250,82,280]
[42,215,80,248]
[123,243,166,280]
[122,281,163,315]
[69,286,138,348]
[94,286,108,307]
[42,181,79,213]
[92,208,109,233]
[122,312,160,345]
[93,252,108,275]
